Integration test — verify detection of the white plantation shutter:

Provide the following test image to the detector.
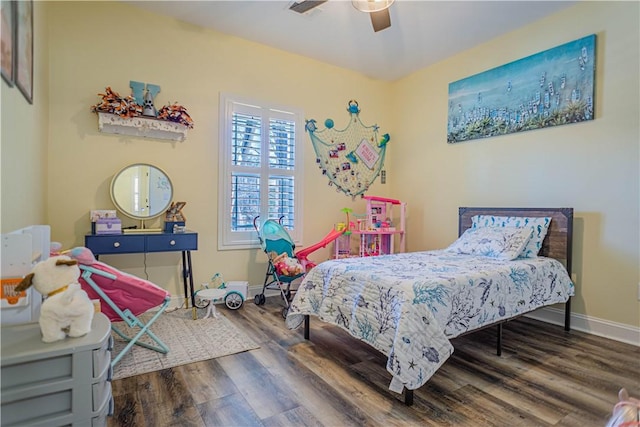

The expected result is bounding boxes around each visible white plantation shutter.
[230,173,260,231]
[268,117,296,229]
[219,94,303,249]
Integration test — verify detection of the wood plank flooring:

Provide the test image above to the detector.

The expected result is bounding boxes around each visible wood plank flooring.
[108,297,639,426]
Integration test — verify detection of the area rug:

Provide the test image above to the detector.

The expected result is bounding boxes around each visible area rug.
[110,309,260,380]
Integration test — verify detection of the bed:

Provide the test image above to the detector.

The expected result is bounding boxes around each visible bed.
[285,207,574,405]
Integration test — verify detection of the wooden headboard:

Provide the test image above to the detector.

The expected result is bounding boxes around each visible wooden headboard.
[458,207,573,273]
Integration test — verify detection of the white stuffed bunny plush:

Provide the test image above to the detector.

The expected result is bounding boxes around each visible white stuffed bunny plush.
[15,255,94,343]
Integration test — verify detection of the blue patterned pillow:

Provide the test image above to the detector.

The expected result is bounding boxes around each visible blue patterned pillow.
[471,215,552,258]
[445,227,534,260]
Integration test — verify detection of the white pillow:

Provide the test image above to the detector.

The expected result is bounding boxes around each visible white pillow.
[471,215,552,258]
[445,227,534,260]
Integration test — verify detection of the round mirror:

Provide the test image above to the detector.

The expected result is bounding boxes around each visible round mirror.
[110,163,173,220]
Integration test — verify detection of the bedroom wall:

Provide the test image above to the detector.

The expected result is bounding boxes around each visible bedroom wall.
[44,2,392,299]
[390,1,639,333]
[0,1,49,232]
[2,2,636,339]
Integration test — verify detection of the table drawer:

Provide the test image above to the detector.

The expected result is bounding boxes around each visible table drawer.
[145,233,197,252]
[85,235,145,255]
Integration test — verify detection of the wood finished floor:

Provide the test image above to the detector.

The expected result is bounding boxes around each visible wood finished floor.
[108,297,639,427]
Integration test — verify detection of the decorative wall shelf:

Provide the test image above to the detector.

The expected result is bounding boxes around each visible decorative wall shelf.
[97,112,188,142]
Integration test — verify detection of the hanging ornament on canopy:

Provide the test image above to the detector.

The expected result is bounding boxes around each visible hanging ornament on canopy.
[306,100,390,199]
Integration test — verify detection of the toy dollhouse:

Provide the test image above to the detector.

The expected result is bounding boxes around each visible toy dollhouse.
[334,196,406,258]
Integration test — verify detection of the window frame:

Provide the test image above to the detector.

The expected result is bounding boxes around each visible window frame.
[218,93,304,250]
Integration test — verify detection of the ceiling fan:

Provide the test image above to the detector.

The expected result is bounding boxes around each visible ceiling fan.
[289,0,394,32]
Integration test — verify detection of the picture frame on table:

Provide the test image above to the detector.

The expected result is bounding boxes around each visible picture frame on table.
[15,0,32,104]
[1,0,15,86]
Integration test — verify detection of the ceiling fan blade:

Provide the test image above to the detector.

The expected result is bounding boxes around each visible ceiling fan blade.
[370,8,391,32]
[289,0,327,14]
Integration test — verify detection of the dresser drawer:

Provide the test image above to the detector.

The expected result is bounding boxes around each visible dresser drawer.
[145,233,197,252]
[92,395,114,426]
[92,374,112,412]
[1,314,111,427]
[92,335,112,379]
[85,234,145,255]
[2,354,72,390]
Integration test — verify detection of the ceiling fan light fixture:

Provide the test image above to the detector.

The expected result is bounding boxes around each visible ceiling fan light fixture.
[351,0,395,14]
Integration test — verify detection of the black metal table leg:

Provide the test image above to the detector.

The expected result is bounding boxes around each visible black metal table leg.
[181,251,189,312]
[186,250,195,319]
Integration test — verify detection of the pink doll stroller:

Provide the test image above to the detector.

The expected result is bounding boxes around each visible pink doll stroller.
[68,247,171,367]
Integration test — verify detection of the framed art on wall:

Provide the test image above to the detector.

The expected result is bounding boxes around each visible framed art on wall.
[15,0,32,103]
[1,0,15,86]
[447,34,596,143]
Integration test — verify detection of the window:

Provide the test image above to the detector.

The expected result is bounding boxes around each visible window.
[218,93,304,250]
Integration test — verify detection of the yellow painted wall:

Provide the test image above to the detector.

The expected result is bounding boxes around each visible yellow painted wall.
[1,1,48,230]
[1,1,637,330]
[390,1,639,328]
[44,2,392,297]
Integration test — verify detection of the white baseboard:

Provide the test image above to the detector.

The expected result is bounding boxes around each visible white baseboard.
[526,306,640,347]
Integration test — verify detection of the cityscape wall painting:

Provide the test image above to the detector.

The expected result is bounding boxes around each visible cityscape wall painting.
[447,34,596,143]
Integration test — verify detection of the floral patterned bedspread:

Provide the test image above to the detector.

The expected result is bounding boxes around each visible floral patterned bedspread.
[285,250,574,392]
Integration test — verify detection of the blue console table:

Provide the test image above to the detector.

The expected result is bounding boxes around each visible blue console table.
[85,231,198,317]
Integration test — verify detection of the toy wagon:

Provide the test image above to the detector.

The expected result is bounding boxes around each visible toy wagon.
[193,274,247,311]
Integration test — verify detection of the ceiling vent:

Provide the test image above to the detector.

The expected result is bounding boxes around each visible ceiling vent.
[288,0,328,14]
